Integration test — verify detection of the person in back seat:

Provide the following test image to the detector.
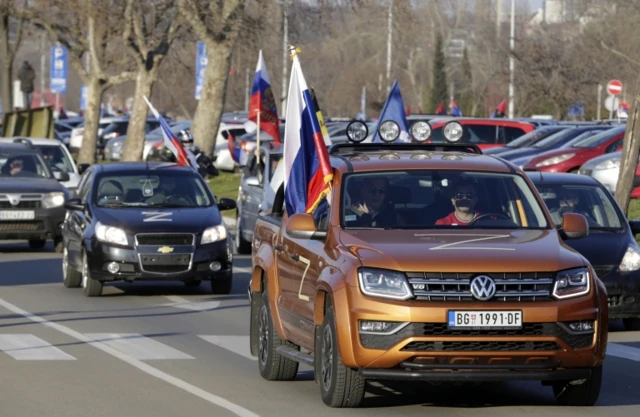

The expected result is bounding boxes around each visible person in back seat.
[346,177,403,227]
[435,180,481,226]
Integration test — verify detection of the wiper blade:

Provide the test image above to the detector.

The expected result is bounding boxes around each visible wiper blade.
[147,203,192,208]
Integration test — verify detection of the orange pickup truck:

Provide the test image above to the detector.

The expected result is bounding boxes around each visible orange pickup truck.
[248,127,608,408]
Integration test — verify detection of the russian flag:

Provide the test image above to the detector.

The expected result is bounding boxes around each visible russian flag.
[249,50,281,144]
[283,55,333,216]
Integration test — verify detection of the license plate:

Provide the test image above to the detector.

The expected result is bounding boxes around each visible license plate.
[0,211,35,220]
[448,310,522,330]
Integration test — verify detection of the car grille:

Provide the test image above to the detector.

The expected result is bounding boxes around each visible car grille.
[608,295,622,307]
[0,221,44,232]
[138,254,192,274]
[401,341,562,352]
[360,322,593,350]
[593,265,615,278]
[0,194,43,208]
[135,234,195,246]
[0,201,41,208]
[407,272,554,302]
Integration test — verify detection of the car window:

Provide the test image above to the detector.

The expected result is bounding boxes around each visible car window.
[94,172,212,208]
[341,170,548,229]
[573,127,625,148]
[268,154,282,181]
[606,138,624,153]
[535,184,622,229]
[0,152,52,179]
[501,126,528,143]
[37,145,75,173]
[504,127,564,148]
[78,170,93,203]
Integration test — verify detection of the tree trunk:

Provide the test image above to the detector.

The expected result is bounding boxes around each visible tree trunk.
[121,69,156,162]
[191,39,234,158]
[77,78,103,165]
[0,12,12,111]
[614,74,640,215]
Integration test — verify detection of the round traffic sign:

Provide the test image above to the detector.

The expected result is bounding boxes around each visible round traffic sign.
[607,79,623,96]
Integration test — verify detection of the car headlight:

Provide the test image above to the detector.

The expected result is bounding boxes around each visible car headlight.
[358,268,412,300]
[535,153,575,168]
[95,222,128,246]
[202,225,227,244]
[42,192,65,208]
[595,158,620,170]
[620,245,640,272]
[552,267,590,299]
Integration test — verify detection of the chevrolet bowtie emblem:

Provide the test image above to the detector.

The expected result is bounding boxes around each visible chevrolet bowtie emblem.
[157,246,174,254]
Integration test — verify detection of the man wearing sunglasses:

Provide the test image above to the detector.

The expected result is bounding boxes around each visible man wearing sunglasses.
[348,177,400,227]
[435,180,481,226]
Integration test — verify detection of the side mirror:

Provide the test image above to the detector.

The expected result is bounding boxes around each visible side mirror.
[561,213,589,239]
[245,176,261,187]
[286,213,327,240]
[629,220,640,236]
[78,163,90,175]
[64,198,84,211]
[54,170,70,182]
[217,197,237,211]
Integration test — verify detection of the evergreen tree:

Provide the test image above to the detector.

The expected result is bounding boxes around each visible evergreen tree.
[461,47,474,116]
[429,33,449,113]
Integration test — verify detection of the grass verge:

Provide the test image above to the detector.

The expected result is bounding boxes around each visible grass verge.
[207,171,241,217]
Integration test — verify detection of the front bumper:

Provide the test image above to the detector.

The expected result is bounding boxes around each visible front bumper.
[601,268,640,319]
[0,206,65,240]
[86,238,233,282]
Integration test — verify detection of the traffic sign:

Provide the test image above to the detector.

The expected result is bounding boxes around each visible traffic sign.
[607,79,623,96]
[195,41,208,100]
[604,95,620,112]
[50,45,68,94]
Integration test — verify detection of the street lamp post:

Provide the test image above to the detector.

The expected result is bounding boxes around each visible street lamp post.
[508,0,515,118]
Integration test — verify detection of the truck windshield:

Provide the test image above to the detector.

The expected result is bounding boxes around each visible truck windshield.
[341,170,549,229]
[95,172,212,208]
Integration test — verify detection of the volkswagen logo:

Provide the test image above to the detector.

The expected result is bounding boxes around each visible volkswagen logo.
[470,275,496,301]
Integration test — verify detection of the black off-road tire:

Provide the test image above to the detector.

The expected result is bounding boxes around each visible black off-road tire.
[318,305,366,408]
[81,250,103,297]
[623,317,640,331]
[553,365,602,406]
[257,290,299,381]
[62,246,82,288]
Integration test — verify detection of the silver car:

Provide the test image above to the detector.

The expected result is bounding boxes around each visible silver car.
[579,151,624,193]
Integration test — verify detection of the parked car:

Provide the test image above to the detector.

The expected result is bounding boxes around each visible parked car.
[578,151,640,197]
[426,118,536,150]
[523,126,625,173]
[529,171,640,330]
[482,126,570,155]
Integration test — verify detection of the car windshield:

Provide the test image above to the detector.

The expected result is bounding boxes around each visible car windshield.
[534,183,623,230]
[532,128,583,148]
[0,152,52,179]
[573,127,624,148]
[95,172,212,208]
[558,130,602,149]
[341,170,549,229]
[506,127,565,148]
[38,145,75,173]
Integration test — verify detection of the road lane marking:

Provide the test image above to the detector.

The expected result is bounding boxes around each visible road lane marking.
[162,296,221,311]
[198,336,256,361]
[234,267,252,274]
[0,334,76,361]
[607,342,640,361]
[85,333,194,360]
[0,298,260,417]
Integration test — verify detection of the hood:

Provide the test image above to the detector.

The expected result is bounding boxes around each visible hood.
[524,147,583,168]
[0,177,66,193]
[563,230,628,270]
[339,228,585,273]
[581,151,622,171]
[94,206,223,234]
[496,147,540,161]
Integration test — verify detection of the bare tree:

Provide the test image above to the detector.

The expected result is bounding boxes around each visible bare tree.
[176,0,246,157]
[27,0,135,164]
[0,0,23,112]
[120,0,181,161]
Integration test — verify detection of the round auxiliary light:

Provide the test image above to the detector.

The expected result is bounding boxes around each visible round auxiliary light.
[210,261,222,272]
[345,120,369,143]
[378,120,400,143]
[410,121,432,142]
[107,262,120,274]
[443,121,464,143]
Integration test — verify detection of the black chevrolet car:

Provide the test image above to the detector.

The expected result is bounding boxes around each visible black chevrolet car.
[61,162,236,297]
[528,171,640,330]
[0,141,70,251]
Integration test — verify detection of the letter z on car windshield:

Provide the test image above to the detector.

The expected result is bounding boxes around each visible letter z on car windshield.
[341,170,548,229]
[95,172,212,208]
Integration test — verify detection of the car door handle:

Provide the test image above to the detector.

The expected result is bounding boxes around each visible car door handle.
[274,245,284,252]
[290,254,299,261]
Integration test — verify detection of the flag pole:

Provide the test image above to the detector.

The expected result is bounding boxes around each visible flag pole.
[255,109,261,157]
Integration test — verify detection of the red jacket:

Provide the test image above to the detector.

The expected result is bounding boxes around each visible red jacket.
[435,212,480,226]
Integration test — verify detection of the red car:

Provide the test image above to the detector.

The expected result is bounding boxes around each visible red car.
[427,118,536,150]
[523,126,625,173]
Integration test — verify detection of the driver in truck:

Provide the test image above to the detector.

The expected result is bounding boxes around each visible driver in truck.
[435,179,481,226]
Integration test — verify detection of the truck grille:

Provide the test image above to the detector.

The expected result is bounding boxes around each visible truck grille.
[0,201,41,208]
[407,272,554,302]
[138,254,192,274]
[401,341,562,352]
[135,233,195,246]
[0,221,44,232]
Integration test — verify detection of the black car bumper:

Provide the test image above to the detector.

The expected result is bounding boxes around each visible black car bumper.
[602,269,640,319]
[0,207,65,241]
[86,238,233,282]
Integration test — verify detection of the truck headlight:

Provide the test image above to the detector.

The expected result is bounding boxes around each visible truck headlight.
[202,225,227,244]
[95,222,128,246]
[619,245,640,272]
[552,267,590,299]
[535,153,575,168]
[42,192,65,208]
[595,158,620,170]
[358,268,412,300]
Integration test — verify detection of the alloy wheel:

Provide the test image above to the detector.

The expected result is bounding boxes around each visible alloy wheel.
[258,304,269,365]
[321,325,333,392]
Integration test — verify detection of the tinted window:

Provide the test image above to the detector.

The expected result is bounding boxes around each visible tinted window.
[0,152,52,178]
[37,145,74,173]
[574,127,625,148]
[502,126,529,143]
[504,127,565,148]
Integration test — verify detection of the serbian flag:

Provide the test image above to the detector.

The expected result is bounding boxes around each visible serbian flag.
[249,50,281,144]
[227,131,242,163]
[143,96,197,168]
[435,103,447,115]
[491,99,507,117]
[283,55,333,216]
[450,99,462,116]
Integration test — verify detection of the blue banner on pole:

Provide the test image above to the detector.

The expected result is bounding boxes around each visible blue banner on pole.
[50,45,68,94]
[195,41,208,100]
[80,86,87,110]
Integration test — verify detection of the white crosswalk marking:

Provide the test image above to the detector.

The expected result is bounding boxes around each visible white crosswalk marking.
[162,296,221,311]
[0,334,76,360]
[198,335,256,361]
[84,333,194,360]
[607,342,640,361]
